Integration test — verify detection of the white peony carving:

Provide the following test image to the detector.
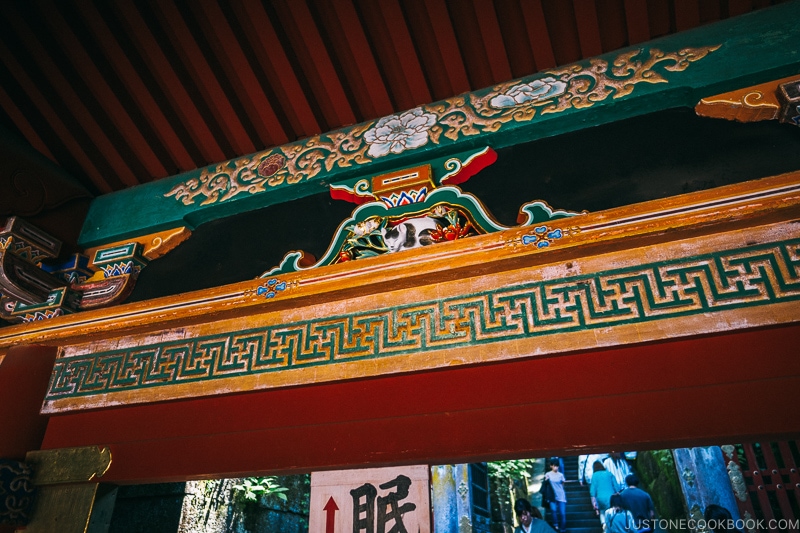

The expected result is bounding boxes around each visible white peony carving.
[364,108,438,158]
[489,77,567,109]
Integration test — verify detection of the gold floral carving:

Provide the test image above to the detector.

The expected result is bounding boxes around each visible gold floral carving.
[166,45,720,207]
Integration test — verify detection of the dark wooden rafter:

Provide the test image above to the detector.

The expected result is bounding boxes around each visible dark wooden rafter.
[0,0,784,197]
[520,0,557,71]
[698,0,722,22]
[0,35,110,192]
[573,0,604,58]
[111,1,227,165]
[420,0,471,97]
[189,0,289,148]
[469,0,512,84]
[623,0,651,45]
[272,0,356,129]
[317,0,394,120]
[542,0,583,65]
[674,1,701,31]
[38,0,169,180]
[75,2,197,172]
[3,4,139,189]
[360,0,432,110]
[447,0,500,90]
[645,0,672,38]
[151,1,252,156]
[229,2,321,138]
[0,85,55,164]
[730,0,758,16]
[493,1,537,79]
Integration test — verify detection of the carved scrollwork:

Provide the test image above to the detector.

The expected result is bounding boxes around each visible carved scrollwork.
[0,459,35,526]
[166,45,720,207]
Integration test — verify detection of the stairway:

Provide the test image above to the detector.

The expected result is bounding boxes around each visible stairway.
[545,456,603,533]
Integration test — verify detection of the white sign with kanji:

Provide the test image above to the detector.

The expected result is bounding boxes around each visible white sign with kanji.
[309,465,431,533]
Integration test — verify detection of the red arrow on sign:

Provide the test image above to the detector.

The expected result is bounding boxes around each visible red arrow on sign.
[324,496,339,533]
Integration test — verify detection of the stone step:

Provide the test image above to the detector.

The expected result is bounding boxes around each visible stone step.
[565,486,591,493]
[565,502,595,511]
[544,514,602,526]
[564,492,593,501]
[551,456,604,533]
[564,483,591,491]
[570,517,603,525]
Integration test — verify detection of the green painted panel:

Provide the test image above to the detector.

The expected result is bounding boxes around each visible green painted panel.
[79,4,800,248]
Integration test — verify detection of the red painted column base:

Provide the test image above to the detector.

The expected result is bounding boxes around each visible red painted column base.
[0,345,57,533]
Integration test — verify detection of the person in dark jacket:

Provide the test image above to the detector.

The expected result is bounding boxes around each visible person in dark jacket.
[704,505,745,533]
[619,474,655,531]
[514,499,556,533]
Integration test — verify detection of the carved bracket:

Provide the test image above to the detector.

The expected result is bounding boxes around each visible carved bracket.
[695,75,800,125]
[0,217,153,324]
[777,79,800,126]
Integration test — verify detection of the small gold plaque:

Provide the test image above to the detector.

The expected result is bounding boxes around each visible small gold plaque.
[26,446,112,485]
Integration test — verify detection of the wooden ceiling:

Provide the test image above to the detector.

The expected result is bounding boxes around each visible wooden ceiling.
[0,0,785,197]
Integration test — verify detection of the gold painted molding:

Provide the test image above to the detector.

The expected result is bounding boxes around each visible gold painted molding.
[42,223,800,413]
[695,75,799,122]
[4,172,800,412]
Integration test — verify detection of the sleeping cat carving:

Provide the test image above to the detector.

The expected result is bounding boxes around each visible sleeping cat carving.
[381,216,438,252]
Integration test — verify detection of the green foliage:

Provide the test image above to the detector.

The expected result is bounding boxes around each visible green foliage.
[487,459,534,483]
[233,476,289,502]
[636,450,686,533]
[655,449,675,470]
[488,459,536,529]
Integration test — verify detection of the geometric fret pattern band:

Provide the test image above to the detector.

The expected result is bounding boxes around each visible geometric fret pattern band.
[47,239,800,400]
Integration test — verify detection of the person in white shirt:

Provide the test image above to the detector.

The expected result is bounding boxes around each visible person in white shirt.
[544,458,568,532]
[603,453,632,487]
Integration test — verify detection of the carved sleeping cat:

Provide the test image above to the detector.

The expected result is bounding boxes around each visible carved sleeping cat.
[381,217,438,253]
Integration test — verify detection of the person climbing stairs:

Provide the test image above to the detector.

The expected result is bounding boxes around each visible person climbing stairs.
[546,456,603,533]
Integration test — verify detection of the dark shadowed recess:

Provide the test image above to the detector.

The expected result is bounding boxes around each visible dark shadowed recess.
[129,107,800,301]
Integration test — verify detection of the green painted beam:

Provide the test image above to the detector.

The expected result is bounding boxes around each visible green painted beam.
[79,3,800,248]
